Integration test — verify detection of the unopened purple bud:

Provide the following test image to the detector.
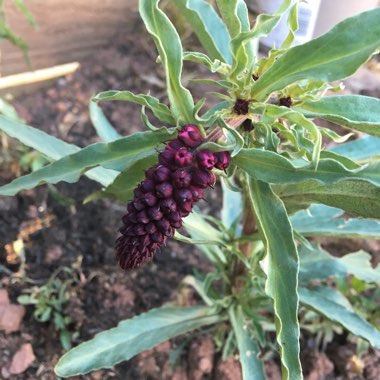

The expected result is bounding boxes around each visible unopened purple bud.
[134,225,146,236]
[158,148,175,167]
[179,201,193,214]
[197,150,215,170]
[145,222,157,234]
[172,168,192,188]
[176,189,193,203]
[147,207,163,221]
[140,179,155,193]
[154,165,171,182]
[178,125,202,147]
[213,151,230,170]
[123,213,137,224]
[133,199,145,211]
[189,186,205,201]
[127,202,135,213]
[174,148,193,167]
[192,170,215,188]
[151,232,165,243]
[160,198,177,213]
[167,211,182,228]
[167,140,184,151]
[156,219,174,237]
[134,188,144,198]
[143,193,157,207]
[136,210,149,224]
[145,165,158,179]
[156,182,173,198]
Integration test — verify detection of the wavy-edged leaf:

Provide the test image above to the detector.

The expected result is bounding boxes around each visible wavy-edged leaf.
[0,128,175,196]
[276,179,380,219]
[299,286,380,348]
[89,101,122,142]
[251,8,380,100]
[299,243,380,284]
[173,0,232,64]
[296,95,380,137]
[260,105,322,165]
[247,178,301,380]
[291,204,380,239]
[183,51,230,74]
[230,0,294,77]
[139,0,194,123]
[0,115,118,187]
[92,90,175,125]
[216,0,256,84]
[229,305,265,380]
[218,118,244,157]
[183,211,226,264]
[85,153,157,203]
[233,149,380,188]
[55,306,222,377]
[330,135,380,161]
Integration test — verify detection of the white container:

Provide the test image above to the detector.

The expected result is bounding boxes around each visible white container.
[253,0,321,48]
[250,0,379,49]
[314,0,379,37]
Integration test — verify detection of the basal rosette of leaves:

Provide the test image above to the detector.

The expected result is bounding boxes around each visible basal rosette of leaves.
[0,0,380,379]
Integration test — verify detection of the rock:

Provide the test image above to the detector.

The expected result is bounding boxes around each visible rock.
[9,343,36,375]
[0,289,26,333]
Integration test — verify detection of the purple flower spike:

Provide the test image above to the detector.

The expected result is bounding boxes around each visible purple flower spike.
[116,124,231,270]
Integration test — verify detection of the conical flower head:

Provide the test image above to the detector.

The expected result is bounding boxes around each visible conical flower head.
[116,124,230,270]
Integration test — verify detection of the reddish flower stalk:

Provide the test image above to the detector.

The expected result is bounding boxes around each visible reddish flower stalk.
[116,124,230,270]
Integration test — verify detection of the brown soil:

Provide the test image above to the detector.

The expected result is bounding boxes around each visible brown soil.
[1,17,380,380]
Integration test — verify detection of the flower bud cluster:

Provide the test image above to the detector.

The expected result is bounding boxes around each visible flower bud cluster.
[116,125,230,270]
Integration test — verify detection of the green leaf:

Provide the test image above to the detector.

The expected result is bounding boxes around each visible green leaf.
[299,286,380,348]
[183,211,227,264]
[233,148,380,188]
[0,98,22,122]
[218,118,244,157]
[92,90,175,125]
[260,105,322,165]
[251,8,380,100]
[330,135,380,161]
[183,52,230,74]
[55,306,222,377]
[89,101,122,142]
[216,0,256,84]
[247,178,301,380]
[216,0,250,38]
[139,0,194,123]
[221,179,242,230]
[299,243,380,284]
[291,204,380,239]
[276,179,380,219]
[0,115,118,187]
[0,20,29,62]
[0,127,175,196]
[295,95,380,137]
[85,153,157,203]
[225,0,292,85]
[173,0,232,64]
[12,0,37,27]
[229,305,265,380]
